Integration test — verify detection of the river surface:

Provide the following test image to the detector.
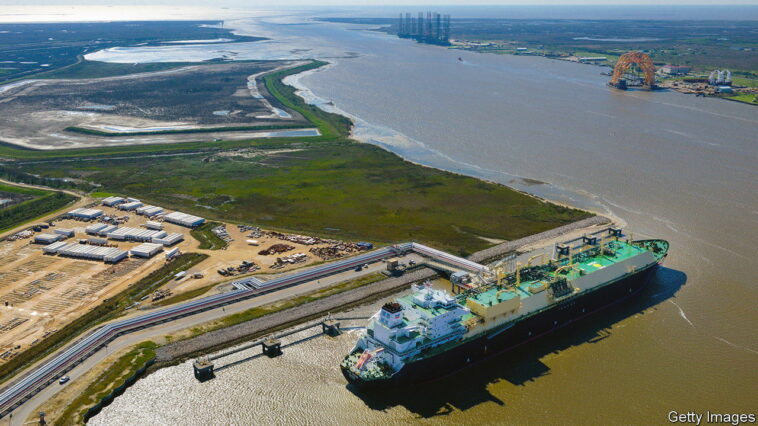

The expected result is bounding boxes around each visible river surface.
[87,12,757,425]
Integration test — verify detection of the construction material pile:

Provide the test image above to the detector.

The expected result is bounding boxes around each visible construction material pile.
[264,231,336,246]
[271,253,308,269]
[309,242,367,260]
[6,230,33,241]
[258,244,295,256]
[151,288,172,302]
[212,224,232,242]
[217,260,260,277]
[237,225,263,238]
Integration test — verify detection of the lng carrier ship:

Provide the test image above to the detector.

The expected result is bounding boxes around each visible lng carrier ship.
[341,227,668,387]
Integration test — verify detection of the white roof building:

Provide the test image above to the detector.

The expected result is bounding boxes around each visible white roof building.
[118,201,143,211]
[153,233,184,246]
[101,196,125,207]
[107,227,166,242]
[163,211,205,228]
[130,243,163,258]
[67,208,104,219]
[136,205,164,217]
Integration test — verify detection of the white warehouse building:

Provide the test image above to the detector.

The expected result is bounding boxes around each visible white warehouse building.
[67,208,104,220]
[118,201,143,211]
[44,242,128,263]
[164,211,205,228]
[130,243,163,258]
[107,227,166,242]
[152,233,184,246]
[136,205,164,217]
[101,196,125,207]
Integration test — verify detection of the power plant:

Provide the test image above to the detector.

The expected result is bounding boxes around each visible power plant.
[397,11,451,46]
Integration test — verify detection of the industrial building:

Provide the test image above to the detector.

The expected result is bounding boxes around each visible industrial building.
[107,227,167,242]
[144,221,163,230]
[44,242,128,263]
[85,223,107,235]
[53,228,75,237]
[136,205,164,217]
[34,233,63,244]
[130,243,163,258]
[97,225,118,236]
[152,233,184,246]
[661,65,691,75]
[165,247,180,260]
[87,237,108,246]
[101,196,125,207]
[118,201,143,211]
[67,208,104,220]
[163,211,205,228]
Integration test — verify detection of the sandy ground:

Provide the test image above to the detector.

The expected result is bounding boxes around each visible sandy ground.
[0,61,315,150]
[0,201,366,366]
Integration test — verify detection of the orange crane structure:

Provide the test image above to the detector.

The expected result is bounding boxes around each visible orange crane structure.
[609,51,657,90]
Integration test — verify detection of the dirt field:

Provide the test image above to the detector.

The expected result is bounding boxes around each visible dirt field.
[0,201,366,362]
[0,61,312,150]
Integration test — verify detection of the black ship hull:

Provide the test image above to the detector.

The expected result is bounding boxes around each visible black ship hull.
[342,263,658,389]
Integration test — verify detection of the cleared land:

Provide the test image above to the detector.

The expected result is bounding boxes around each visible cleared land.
[0,61,314,150]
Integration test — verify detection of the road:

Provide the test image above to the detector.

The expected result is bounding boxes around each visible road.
[0,179,90,239]
[5,250,427,425]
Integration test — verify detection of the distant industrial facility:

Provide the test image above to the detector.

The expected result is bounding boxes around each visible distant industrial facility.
[397,11,451,46]
[709,69,732,86]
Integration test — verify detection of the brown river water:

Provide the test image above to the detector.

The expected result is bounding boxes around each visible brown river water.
[86,11,757,425]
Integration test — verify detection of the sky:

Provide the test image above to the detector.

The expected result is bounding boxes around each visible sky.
[0,0,757,5]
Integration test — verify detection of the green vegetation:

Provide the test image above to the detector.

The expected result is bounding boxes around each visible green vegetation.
[65,123,308,137]
[39,60,201,80]
[89,191,117,198]
[155,283,218,306]
[190,221,228,250]
[726,93,758,105]
[190,273,386,336]
[0,184,78,233]
[0,253,207,385]
[262,60,353,139]
[10,60,589,254]
[56,341,158,426]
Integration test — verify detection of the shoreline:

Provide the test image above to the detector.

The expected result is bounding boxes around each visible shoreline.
[282,61,619,221]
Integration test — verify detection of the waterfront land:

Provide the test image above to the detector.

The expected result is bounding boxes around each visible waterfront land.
[4,60,588,254]
[0,22,594,423]
[323,17,758,104]
[0,21,265,83]
[0,60,314,150]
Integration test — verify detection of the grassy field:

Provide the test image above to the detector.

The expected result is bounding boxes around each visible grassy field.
[56,341,158,426]
[38,60,204,80]
[187,272,387,338]
[0,183,79,233]
[9,60,589,255]
[21,142,586,255]
[0,253,207,385]
[190,221,228,250]
[726,93,758,105]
